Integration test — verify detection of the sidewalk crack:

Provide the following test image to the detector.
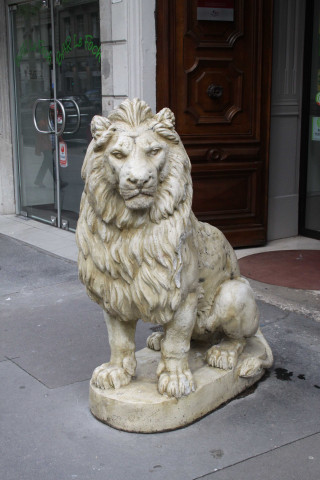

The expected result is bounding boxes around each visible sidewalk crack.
[192,432,320,479]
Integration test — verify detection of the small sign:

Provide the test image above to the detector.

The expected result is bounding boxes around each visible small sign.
[316,92,320,106]
[197,0,234,22]
[50,102,63,125]
[59,140,68,167]
[312,117,320,141]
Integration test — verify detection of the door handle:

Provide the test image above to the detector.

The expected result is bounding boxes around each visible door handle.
[33,98,66,136]
[33,98,53,133]
[59,98,81,135]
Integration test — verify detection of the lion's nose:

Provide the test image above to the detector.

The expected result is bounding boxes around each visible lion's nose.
[127,172,152,188]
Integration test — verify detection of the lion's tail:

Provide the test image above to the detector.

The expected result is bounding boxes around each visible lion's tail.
[238,328,273,378]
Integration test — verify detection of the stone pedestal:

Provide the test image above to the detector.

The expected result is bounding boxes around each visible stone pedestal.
[89,337,267,433]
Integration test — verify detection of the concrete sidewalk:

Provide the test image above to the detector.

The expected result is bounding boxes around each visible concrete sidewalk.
[1,216,320,480]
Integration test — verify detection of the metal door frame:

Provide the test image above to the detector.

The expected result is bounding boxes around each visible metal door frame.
[7,1,22,216]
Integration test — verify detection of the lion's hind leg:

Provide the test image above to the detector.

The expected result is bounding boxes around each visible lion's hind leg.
[205,278,261,375]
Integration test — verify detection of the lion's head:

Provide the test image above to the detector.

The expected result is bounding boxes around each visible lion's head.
[81,98,192,228]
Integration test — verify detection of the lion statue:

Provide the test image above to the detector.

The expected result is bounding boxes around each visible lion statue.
[76,98,273,399]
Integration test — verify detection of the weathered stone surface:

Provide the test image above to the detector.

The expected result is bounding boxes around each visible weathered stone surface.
[90,335,268,433]
[76,98,273,431]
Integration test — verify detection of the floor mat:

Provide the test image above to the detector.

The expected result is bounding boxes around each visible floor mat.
[238,250,320,290]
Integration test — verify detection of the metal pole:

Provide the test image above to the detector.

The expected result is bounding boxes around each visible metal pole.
[7,5,21,215]
[50,0,61,228]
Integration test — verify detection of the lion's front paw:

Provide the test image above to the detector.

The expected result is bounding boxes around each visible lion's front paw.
[91,363,132,390]
[147,332,164,351]
[158,370,196,398]
[157,360,196,398]
[206,338,245,371]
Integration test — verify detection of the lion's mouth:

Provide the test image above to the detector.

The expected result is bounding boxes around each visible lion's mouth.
[120,188,156,210]
[121,189,155,201]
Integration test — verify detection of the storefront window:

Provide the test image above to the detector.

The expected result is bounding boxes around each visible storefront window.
[10,0,101,231]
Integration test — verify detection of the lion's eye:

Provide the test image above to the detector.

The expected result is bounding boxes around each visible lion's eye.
[111,151,125,159]
[149,148,161,156]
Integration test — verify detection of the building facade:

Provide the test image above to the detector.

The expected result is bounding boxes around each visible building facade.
[0,0,318,244]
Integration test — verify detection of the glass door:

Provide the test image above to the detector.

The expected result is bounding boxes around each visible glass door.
[10,0,101,231]
[11,1,55,226]
[300,0,320,239]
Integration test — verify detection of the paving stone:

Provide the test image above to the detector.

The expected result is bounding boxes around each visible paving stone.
[199,433,320,480]
[0,233,77,296]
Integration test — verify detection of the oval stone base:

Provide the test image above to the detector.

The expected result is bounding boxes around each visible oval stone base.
[89,338,267,433]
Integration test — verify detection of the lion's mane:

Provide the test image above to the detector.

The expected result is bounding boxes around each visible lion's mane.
[76,99,194,324]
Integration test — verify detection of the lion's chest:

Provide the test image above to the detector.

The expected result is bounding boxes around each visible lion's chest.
[88,233,180,324]
[103,268,177,324]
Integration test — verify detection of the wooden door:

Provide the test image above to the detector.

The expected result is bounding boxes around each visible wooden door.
[156,0,273,247]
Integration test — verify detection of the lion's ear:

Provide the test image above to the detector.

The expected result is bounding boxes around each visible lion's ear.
[91,115,111,140]
[153,107,179,144]
[154,108,176,130]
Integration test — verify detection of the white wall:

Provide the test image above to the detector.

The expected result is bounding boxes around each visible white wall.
[267,0,306,240]
[100,0,156,117]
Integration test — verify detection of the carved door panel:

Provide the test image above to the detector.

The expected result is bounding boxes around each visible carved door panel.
[156,0,273,247]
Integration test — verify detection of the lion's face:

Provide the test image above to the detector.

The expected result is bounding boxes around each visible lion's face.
[105,129,169,210]
[83,99,192,226]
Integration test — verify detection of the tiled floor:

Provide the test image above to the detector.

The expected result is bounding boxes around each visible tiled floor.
[239,250,320,290]
[0,213,319,263]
